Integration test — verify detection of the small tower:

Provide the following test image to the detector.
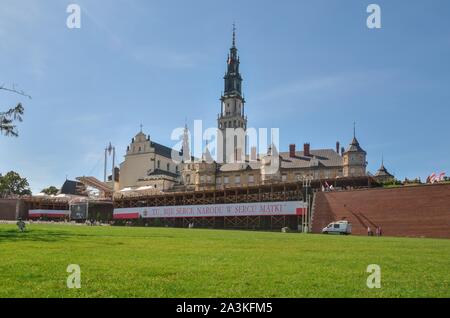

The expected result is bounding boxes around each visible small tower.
[343,123,367,177]
[218,24,247,164]
[261,143,281,184]
[374,156,394,183]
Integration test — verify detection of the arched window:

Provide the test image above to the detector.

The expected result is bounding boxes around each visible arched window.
[167,163,170,171]
[157,160,160,169]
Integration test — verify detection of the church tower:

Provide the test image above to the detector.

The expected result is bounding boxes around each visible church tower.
[218,25,247,163]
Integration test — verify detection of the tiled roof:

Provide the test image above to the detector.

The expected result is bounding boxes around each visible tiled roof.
[151,141,175,158]
[345,137,366,153]
[147,168,179,179]
[374,165,394,177]
[279,149,343,169]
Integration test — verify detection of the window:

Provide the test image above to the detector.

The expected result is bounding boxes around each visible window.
[248,175,254,183]
[334,224,340,229]
[176,166,179,173]
[224,176,229,184]
[216,177,222,184]
[167,163,170,171]
[207,175,212,183]
[186,175,191,184]
[157,160,161,169]
[282,174,287,182]
[235,175,241,184]
[200,176,205,183]
[138,146,142,152]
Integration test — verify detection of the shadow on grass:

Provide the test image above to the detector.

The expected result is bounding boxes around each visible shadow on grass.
[0,227,178,244]
[0,229,73,244]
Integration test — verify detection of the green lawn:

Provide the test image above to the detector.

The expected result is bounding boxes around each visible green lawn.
[0,224,449,298]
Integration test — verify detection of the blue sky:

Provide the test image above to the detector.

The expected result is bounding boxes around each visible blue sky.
[1,0,449,192]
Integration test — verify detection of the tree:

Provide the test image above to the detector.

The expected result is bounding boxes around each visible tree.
[41,186,59,196]
[0,85,31,137]
[0,171,32,198]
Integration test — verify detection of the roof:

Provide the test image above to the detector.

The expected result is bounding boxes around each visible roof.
[60,180,87,196]
[146,168,179,179]
[345,137,366,153]
[279,149,343,169]
[219,162,262,172]
[374,165,394,177]
[151,141,175,158]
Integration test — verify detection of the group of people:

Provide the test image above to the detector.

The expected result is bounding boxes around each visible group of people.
[367,226,383,237]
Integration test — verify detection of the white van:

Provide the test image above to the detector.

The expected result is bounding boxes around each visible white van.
[322,221,352,235]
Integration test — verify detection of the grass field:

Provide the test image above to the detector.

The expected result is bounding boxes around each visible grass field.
[0,224,449,298]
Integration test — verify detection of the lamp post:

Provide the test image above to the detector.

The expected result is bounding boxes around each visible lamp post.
[301,175,312,233]
[104,142,116,191]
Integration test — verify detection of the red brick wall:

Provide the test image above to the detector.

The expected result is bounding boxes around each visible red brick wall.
[312,184,450,239]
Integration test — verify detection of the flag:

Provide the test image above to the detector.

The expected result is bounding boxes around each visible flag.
[429,173,436,184]
[438,172,446,182]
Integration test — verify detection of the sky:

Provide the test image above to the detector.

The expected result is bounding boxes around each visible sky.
[1,0,449,193]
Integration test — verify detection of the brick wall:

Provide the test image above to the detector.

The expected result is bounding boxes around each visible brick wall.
[312,184,450,239]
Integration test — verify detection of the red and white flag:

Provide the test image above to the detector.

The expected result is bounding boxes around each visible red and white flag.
[429,173,437,183]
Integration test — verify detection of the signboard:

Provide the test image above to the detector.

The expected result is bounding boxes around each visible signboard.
[113,201,307,220]
[70,203,89,220]
[28,210,70,218]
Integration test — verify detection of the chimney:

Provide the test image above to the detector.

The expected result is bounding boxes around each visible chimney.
[336,141,340,154]
[304,143,311,157]
[251,146,257,161]
[289,144,296,158]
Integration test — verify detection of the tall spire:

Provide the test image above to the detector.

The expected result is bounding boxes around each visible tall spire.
[223,23,242,97]
[353,121,356,139]
[232,22,236,47]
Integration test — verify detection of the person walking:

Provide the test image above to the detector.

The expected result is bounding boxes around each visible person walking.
[367,226,371,236]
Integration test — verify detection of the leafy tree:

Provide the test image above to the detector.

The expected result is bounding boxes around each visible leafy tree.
[1,85,31,137]
[41,186,59,196]
[0,171,32,198]
[0,103,24,137]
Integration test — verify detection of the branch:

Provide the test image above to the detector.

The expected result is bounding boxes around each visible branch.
[0,84,32,99]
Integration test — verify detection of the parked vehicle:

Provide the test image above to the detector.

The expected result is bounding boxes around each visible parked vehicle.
[322,220,352,235]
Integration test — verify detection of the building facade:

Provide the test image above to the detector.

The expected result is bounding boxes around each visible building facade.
[119,130,181,191]
[117,28,372,193]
